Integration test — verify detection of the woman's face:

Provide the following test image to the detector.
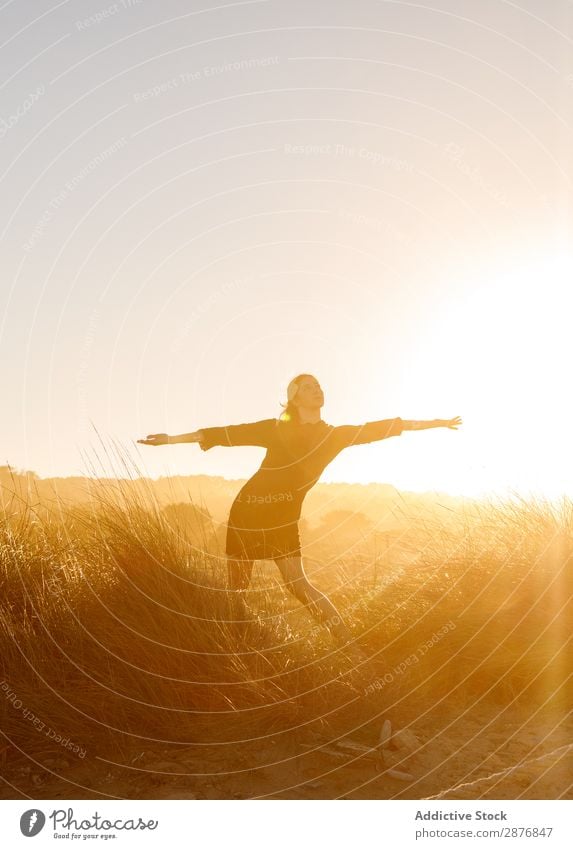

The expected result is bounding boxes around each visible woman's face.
[294,376,324,409]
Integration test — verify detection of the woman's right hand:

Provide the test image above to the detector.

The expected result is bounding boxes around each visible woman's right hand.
[137,433,171,446]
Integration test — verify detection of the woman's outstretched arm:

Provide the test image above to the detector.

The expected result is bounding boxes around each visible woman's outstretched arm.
[196,419,277,451]
[331,415,462,452]
[332,417,404,450]
[137,419,277,450]
[401,416,462,431]
[137,431,202,446]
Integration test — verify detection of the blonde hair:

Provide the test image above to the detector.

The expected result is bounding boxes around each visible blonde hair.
[279,374,314,422]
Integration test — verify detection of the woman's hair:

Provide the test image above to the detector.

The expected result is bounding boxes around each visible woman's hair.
[279,373,315,422]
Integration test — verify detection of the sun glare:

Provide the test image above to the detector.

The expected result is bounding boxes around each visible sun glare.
[426,251,572,498]
[335,250,573,500]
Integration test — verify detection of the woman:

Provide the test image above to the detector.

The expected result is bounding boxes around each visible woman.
[138,374,462,645]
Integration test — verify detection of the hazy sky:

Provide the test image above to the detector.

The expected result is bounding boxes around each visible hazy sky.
[1,0,572,498]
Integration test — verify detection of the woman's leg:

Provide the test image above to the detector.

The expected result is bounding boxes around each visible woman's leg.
[227,557,254,592]
[227,557,255,625]
[274,555,353,643]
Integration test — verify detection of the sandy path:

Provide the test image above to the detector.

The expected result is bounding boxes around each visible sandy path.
[2,700,571,800]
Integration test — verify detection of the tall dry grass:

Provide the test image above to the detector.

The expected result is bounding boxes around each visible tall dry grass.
[1,449,572,771]
[341,493,573,713]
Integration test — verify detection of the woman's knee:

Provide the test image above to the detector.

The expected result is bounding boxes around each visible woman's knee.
[286,579,310,602]
[282,572,315,603]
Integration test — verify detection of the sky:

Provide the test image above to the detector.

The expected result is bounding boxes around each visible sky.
[1,0,572,499]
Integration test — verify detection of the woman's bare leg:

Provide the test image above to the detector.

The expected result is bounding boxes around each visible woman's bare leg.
[227,557,255,624]
[227,557,254,592]
[274,555,353,643]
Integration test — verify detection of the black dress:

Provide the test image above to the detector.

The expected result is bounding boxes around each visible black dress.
[199,417,403,561]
